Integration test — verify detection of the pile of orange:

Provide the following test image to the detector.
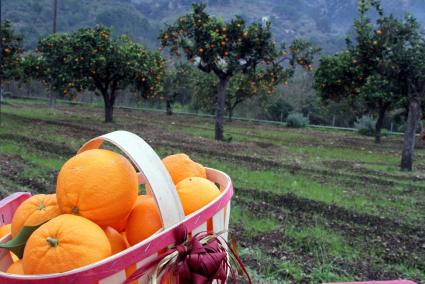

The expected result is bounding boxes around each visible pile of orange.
[1,149,221,276]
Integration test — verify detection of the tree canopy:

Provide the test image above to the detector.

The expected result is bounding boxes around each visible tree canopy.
[1,21,23,82]
[160,3,318,140]
[314,0,425,170]
[26,25,165,122]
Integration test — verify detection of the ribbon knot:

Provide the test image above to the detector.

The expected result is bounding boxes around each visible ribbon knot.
[125,225,251,284]
[177,234,228,284]
[175,244,188,259]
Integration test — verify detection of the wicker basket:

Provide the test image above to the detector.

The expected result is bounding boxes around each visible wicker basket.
[0,130,233,283]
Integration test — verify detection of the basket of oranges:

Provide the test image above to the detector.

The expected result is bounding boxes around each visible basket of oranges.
[0,131,237,283]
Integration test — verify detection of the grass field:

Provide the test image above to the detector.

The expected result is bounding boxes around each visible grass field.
[0,98,424,283]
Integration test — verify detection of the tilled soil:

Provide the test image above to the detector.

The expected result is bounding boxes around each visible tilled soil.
[5,113,423,191]
[233,191,425,282]
[0,154,56,197]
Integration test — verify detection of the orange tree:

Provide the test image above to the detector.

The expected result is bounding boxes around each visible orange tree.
[1,21,23,86]
[159,3,318,140]
[315,0,425,170]
[314,1,403,144]
[35,26,164,122]
[21,33,72,107]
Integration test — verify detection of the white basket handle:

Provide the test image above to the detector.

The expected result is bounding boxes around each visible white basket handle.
[77,130,185,229]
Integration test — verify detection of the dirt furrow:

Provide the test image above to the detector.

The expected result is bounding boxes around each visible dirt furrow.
[3,116,425,192]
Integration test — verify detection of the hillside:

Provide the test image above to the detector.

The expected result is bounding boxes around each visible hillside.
[2,0,425,52]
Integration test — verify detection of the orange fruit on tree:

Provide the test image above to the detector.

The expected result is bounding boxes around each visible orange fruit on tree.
[162,154,206,185]
[6,260,24,275]
[126,195,162,246]
[22,214,111,274]
[56,149,138,227]
[176,177,221,215]
[11,194,60,237]
[104,227,127,254]
[0,224,11,238]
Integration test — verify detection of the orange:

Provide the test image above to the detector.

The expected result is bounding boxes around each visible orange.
[126,196,162,246]
[121,231,130,248]
[162,154,206,184]
[56,149,138,227]
[0,224,11,238]
[104,227,127,254]
[11,194,61,237]
[0,224,19,262]
[11,253,19,263]
[176,177,221,215]
[110,195,146,232]
[6,260,24,274]
[22,214,111,274]
[109,214,131,233]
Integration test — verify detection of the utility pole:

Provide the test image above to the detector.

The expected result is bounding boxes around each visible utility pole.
[49,0,58,109]
[52,0,57,33]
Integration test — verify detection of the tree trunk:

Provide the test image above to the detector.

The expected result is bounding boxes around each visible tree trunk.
[375,105,388,144]
[48,89,56,109]
[102,90,115,123]
[228,107,233,121]
[104,102,113,123]
[166,99,173,115]
[215,77,229,141]
[400,96,421,171]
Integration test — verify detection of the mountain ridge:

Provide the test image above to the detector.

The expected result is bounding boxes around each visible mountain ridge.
[2,0,425,52]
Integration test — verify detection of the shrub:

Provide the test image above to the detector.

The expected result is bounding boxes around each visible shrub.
[286,112,309,128]
[397,120,423,133]
[354,115,376,136]
[266,97,293,122]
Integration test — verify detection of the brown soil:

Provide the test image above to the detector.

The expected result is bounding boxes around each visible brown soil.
[232,190,425,282]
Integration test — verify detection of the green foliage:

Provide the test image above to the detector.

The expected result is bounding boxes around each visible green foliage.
[314,51,360,103]
[314,0,425,150]
[3,0,424,53]
[0,222,47,258]
[162,63,197,107]
[314,0,422,111]
[191,71,272,118]
[191,71,216,114]
[64,26,164,98]
[160,3,318,139]
[1,21,23,81]
[266,97,294,122]
[25,25,165,122]
[286,112,309,128]
[160,3,317,82]
[2,0,158,48]
[354,115,376,136]
[23,33,73,94]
